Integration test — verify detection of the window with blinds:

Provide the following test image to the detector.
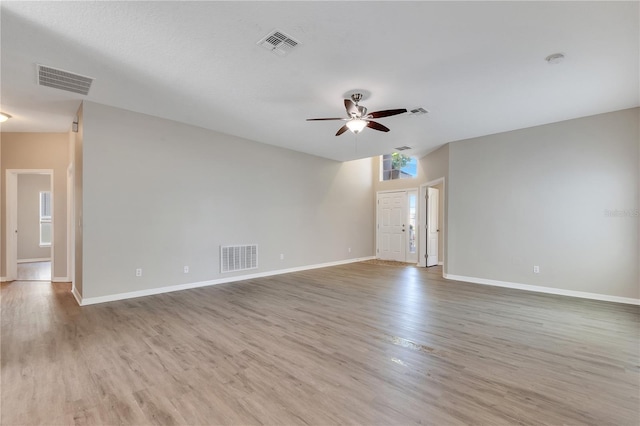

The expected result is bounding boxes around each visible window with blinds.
[39,191,52,247]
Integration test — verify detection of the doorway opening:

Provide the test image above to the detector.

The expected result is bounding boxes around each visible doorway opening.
[6,170,54,282]
[419,178,445,269]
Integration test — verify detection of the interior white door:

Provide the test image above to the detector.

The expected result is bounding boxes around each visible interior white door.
[378,192,406,261]
[426,187,439,266]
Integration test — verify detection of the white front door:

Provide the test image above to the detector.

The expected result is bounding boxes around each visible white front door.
[426,187,439,267]
[378,192,406,261]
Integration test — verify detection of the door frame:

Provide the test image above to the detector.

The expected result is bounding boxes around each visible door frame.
[426,187,440,266]
[419,178,445,268]
[376,189,418,262]
[67,164,74,286]
[5,169,54,282]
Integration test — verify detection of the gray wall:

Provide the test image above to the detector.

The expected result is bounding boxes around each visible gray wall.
[17,174,51,261]
[1,132,69,279]
[80,101,374,299]
[447,108,639,299]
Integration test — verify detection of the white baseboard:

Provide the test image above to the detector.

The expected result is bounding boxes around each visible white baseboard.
[77,256,376,306]
[0,276,67,283]
[17,258,51,263]
[72,285,82,305]
[443,273,640,306]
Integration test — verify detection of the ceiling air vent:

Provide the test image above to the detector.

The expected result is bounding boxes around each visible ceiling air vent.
[37,64,93,95]
[257,29,299,56]
[410,107,429,116]
[395,146,412,151]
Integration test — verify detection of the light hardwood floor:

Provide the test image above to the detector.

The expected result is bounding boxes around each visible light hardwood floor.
[1,263,638,425]
[16,261,51,281]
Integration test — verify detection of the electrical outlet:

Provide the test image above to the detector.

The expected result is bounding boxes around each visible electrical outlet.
[348,247,352,253]
[280,254,284,260]
[533,265,540,274]
[136,268,142,277]
[183,266,189,274]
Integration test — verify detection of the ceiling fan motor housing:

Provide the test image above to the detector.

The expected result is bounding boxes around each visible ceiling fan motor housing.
[306,92,407,135]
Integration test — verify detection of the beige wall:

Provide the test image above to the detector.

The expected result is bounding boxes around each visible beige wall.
[79,101,374,299]
[1,132,69,279]
[447,108,639,299]
[17,173,51,261]
[422,144,450,184]
[420,144,450,271]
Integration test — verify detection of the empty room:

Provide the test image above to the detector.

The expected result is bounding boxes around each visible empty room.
[1,1,638,425]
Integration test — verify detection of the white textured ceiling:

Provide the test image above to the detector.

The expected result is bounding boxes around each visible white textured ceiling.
[1,1,638,162]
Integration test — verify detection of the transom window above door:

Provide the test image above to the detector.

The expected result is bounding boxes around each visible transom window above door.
[380,154,417,181]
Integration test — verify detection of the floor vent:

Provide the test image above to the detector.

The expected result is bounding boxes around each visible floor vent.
[221,244,258,273]
[257,29,299,56]
[37,64,93,95]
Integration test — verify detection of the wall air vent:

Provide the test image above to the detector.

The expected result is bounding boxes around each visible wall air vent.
[409,107,429,116]
[394,146,412,151]
[257,29,300,56]
[221,244,258,273]
[37,64,93,95]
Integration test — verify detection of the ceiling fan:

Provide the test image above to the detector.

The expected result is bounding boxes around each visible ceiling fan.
[307,93,407,136]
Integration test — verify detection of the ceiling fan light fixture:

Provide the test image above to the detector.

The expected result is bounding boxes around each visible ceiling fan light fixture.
[0,112,12,123]
[307,92,406,136]
[346,119,367,134]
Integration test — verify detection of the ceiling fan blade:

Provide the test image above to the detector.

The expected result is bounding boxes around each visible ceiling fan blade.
[344,99,358,116]
[335,125,349,136]
[367,108,407,119]
[366,121,390,132]
[307,118,348,121]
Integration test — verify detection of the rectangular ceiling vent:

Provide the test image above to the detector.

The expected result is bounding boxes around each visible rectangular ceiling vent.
[37,64,93,95]
[221,244,258,273]
[394,146,412,151]
[409,107,429,116]
[257,29,299,56]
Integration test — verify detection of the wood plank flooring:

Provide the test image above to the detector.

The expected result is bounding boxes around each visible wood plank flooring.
[16,261,51,281]
[1,263,638,425]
